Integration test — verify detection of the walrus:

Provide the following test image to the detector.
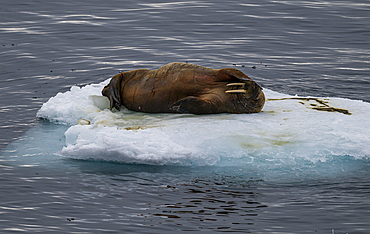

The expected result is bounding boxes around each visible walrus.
[102,62,265,114]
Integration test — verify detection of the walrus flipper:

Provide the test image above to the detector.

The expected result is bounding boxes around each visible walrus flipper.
[170,96,219,114]
[108,75,122,111]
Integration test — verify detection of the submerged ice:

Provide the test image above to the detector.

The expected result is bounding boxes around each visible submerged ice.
[36,79,370,168]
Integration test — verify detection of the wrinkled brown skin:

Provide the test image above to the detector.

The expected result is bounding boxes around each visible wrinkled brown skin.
[102,62,265,114]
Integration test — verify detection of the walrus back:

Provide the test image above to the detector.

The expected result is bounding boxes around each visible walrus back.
[102,62,265,114]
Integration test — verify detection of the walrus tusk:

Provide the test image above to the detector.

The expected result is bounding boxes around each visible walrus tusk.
[226,83,245,87]
[225,89,247,93]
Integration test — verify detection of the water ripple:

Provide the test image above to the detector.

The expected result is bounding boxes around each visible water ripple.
[1,0,370,232]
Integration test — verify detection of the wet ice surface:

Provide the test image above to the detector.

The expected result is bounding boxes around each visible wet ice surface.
[1,0,370,233]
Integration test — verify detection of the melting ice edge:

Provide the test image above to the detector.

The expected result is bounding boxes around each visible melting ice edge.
[36,79,370,168]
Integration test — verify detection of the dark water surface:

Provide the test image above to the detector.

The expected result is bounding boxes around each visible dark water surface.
[1,0,370,233]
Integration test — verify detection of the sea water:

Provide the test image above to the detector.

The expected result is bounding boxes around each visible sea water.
[1,0,370,233]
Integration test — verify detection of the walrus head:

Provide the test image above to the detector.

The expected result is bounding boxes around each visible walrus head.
[102,74,122,111]
[222,80,264,113]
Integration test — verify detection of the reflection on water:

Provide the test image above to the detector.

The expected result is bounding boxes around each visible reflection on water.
[149,182,264,231]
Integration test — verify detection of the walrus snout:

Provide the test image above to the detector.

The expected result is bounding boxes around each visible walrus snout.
[245,81,263,100]
[225,80,265,113]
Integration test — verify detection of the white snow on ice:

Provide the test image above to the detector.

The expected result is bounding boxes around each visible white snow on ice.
[36,79,370,166]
